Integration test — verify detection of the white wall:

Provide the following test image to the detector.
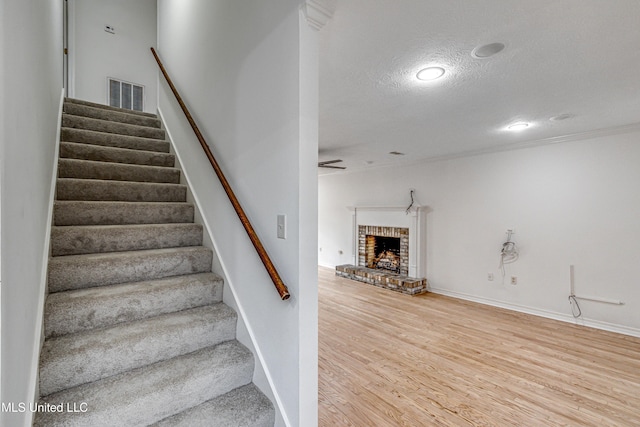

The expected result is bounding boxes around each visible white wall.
[0,0,4,406]
[1,0,64,425]
[71,0,157,113]
[297,11,319,422]
[157,1,318,426]
[319,132,640,336]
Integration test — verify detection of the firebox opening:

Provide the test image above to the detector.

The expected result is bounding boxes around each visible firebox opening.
[366,235,401,273]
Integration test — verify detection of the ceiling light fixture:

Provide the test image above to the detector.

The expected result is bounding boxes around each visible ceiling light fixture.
[507,122,530,131]
[472,42,505,59]
[550,113,573,121]
[416,67,445,81]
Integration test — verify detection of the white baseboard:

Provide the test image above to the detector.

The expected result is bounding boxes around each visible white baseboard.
[429,287,640,338]
[318,262,335,269]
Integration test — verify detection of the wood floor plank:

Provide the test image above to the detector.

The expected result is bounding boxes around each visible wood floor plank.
[318,266,640,426]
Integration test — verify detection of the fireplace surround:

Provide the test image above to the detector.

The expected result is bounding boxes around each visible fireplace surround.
[351,205,428,277]
[335,205,429,294]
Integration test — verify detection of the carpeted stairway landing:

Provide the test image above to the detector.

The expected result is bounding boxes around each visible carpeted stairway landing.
[35,98,275,426]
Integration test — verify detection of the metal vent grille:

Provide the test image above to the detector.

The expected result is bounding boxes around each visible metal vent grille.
[108,78,144,111]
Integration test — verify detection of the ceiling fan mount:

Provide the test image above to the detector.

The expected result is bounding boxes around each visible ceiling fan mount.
[318,159,346,169]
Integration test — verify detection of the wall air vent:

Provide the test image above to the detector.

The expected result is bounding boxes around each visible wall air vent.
[108,78,144,112]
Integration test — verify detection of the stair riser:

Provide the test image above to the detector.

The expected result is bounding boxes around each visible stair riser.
[54,201,194,226]
[51,224,202,256]
[64,97,158,118]
[58,159,180,184]
[40,305,237,396]
[61,141,175,167]
[61,128,170,153]
[44,273,223,338]
[56,179,187,202]
[62,114,166,140]
[64,102,161,128]
[48,247,213,293]
[34,343,253,426]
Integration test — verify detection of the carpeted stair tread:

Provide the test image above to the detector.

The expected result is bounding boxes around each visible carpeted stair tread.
[58,158,180,184]
[152,384,275,427]
[56,178,187,202]
[64,97,158,118]
[54,201,195,226]
[63,113,166,140]
[44,273,223,338]
[33,341,254,427]
[60,141,175,167]
[64,102,161,128]
[40,304,237,396]
[51,223,203,256]
[48,246,213,293]
[61,127,170,152]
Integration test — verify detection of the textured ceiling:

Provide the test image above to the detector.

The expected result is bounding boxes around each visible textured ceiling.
[318,0,640,173]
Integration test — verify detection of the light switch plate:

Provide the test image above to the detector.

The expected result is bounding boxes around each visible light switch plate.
[277,214,286,239]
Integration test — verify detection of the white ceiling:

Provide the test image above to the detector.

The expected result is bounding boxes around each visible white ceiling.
[318,0,640,173]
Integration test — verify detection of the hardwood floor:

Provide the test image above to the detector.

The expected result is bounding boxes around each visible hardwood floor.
[318,266,640,426]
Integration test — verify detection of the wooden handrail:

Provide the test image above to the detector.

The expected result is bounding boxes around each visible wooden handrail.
[151,47,290,301]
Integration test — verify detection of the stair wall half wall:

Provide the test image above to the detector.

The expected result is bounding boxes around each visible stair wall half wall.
[159,109,284,424]
[158,101,288,427]
[157,5,320,426]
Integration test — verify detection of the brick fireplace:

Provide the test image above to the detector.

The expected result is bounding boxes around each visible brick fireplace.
[335,205,429,295]
[359,225,409,275]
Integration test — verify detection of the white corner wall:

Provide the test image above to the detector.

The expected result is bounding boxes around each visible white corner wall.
[297,10,319,423]
[70,0,157,112]
[319,133,640,336]
[1,0,64,425]
[157,1,318,426]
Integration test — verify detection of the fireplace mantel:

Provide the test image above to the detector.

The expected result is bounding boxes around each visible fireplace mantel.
[347,205,430,278]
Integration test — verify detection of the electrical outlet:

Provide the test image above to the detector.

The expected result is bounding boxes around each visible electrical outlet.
[488,273,494,281]
[510,276,517,285]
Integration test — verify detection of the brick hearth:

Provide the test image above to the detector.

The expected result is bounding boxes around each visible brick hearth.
[335,264,428,295]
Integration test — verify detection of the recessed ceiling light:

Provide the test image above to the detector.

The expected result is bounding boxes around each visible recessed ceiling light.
[416,67,445,81]
[550,113,574,121]
[507,122,530,131]
[472,42,505,59]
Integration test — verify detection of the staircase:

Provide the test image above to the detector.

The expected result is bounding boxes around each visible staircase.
[34,98,275,426]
